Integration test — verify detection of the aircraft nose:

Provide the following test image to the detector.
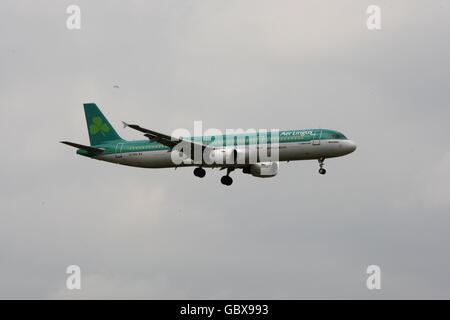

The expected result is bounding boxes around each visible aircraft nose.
[345,140,357,153]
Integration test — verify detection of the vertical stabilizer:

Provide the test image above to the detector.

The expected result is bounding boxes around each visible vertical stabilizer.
[83,103,122,146]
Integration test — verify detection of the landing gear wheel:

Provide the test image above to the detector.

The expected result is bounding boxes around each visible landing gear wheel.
[194,167,206,178]
[221,175,233,186]
[318,158,326,175]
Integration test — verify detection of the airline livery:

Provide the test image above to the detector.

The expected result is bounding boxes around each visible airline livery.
[61,103,357,185]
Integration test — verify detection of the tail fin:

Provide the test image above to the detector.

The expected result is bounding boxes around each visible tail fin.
[84,103,122,146]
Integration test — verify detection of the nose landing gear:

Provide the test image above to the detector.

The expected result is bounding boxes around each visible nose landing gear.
[318,158,326,175]
[221,167,234,186]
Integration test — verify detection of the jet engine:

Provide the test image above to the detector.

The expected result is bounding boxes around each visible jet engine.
[243,162,279,178]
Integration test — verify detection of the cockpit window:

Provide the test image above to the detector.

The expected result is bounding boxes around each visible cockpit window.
[335,134,346,139]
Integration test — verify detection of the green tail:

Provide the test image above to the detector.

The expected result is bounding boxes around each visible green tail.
[84,103,122,146]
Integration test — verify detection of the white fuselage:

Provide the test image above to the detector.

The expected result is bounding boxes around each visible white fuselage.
[94,139,357,168]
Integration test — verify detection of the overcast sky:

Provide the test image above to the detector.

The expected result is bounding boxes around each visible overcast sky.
[0,0,449,299]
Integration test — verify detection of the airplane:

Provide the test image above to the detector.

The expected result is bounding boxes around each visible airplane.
[61,103,357,186]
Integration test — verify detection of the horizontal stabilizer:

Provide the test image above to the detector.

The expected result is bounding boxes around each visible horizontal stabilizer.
[60,141,105,155]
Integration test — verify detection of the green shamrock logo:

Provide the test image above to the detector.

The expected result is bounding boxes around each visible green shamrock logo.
[89,117,110,136]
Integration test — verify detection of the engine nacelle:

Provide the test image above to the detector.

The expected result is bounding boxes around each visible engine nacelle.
[243,162,279,178]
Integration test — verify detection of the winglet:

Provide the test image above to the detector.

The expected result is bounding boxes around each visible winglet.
[122,121,129,129]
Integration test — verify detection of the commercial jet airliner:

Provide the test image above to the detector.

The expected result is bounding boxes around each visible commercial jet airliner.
[61,103,356,185]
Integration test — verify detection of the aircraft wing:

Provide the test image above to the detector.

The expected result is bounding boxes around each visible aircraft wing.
[122,122,214,153]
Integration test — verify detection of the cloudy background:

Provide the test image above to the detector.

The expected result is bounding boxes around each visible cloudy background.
[0,0,449,299]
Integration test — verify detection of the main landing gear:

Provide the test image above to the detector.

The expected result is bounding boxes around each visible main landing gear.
[221,168,234,186]
[318,157,326,175]
[194,167,235,185]
[193,167,206,178]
